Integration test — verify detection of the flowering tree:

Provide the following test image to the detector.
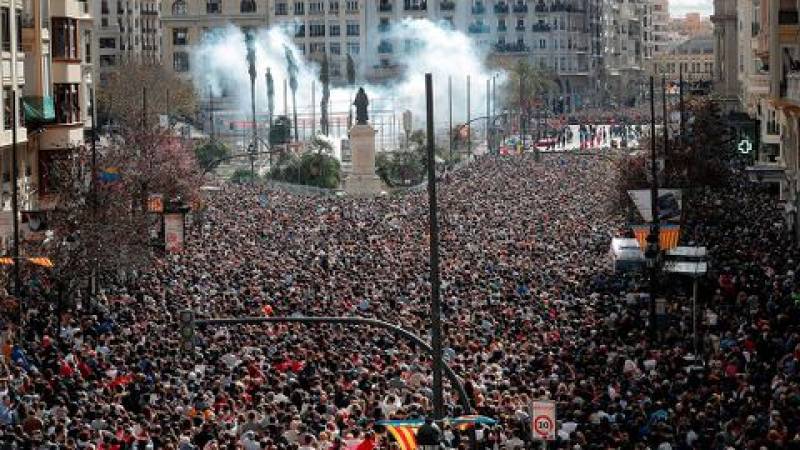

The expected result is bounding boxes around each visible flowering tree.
[33,128,202,312]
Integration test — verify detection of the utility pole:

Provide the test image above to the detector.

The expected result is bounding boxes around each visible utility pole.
[10,91,19,324]
[647,76,660,341]
[142,86,147,129]
[209,85,215,140]
[519,75,525,153]
[679,65,685,140]
[486,78,490,154]
[246,32,257,179]
[662,76,669,184]
[466,75,471,159]
[448,76,452,160]
[311,81,316,136]
[425,73,444,421]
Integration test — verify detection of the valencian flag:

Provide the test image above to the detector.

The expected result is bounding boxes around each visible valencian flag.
[377,416,497,450]
[632,224,680,251]
[99,167,121,183]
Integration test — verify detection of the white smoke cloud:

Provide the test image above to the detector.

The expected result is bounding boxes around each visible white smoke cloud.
[189,19,506,146]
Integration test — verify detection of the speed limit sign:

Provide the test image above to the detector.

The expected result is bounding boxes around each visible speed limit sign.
[531,401,556,441]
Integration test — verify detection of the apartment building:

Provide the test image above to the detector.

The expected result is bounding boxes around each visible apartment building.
[652,36,714,82]
[601,0,647,107]
[270,0,366,84]
[729,0,800,238]
[642,0,668,70]
[94,0,162,87]
[161,0,268,79]
[368,0,603,113]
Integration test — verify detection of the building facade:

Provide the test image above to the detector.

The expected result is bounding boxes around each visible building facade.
[730,0,800,239]
[710,0,738,107]
[601,0,647,107]
[94,0,162,87]
[652,35,714,82]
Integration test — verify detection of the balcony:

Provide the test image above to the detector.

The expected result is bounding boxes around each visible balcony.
[494,41,528,53]
[779,10,799,25]
[531,23,551,32]
[379,3,392,12]
[378,42,394,54]
[534,2,547,13]
[404,1,427,11]
[787,72,800,104]
[514,3,529,13]
[440,1,455,11]
[515,24,525,31]
[497,24,507,32]
[494,2,509,13]
[378,22,391,32]
[294,26,305,37]
[468,23,491,33]
[472,4,486,14]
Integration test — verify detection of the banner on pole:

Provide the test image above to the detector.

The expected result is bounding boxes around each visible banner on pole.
[164,213,184,252]
[628,189,682,222]
[631,224,681,250]
[531,401,556,441]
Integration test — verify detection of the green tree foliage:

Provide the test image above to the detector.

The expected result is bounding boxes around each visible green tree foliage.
[231,168,260,184]
[194,140,229,172]
[375,130,449,186]
[504,60,557,112]
[269,136,340,189]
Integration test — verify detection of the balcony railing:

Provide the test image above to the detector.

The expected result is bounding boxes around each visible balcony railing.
[497,24,507,32]
[472,4,486,14]
[494,42,528,53]
[404,1,427,11]
[494,2,509,13]
[378,42,393,53]
[468,23,491,33]
[787,72,800,104]
[440,1,455,11]
[531,23,551,32]
[779,10,799,25]
[534,2,547,13]
[514,3,529,13]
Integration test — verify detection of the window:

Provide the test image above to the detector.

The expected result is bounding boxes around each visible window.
[330,24,340,36]
[52,18,79,60]
[101,0,109,14]
[0,8,8,52]
[539,39,545,49]
[294,1,305,14]
[346,0,359,12]
[309,22,325,36]
[3,88,11,130]
[173,28,188,45]
[99,55,116,66]
[172,0,187,15]
[309,42,325,54]
[99,38,116,49]
[347,42,359,55]
[309,1,323,13]
[241,0,256,13]
[54,84,80,124]
[346,21,359,36]
[330,42,341,54]
[207,0,221,14]
[173,51,189,72]
[329,1,340,13]
[101,17,109,27]
[276,2,288,14]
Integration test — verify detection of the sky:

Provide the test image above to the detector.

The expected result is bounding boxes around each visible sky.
[670,0,713,18]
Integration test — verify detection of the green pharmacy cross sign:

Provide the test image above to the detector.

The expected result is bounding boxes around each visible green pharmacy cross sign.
[738,138,753,155]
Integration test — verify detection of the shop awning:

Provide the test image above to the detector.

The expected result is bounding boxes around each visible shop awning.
[22,96,55,124]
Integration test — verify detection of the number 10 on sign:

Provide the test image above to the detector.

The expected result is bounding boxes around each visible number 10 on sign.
[531,401,556,441]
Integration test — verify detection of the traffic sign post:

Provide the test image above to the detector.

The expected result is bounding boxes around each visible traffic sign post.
[531,401,556,442]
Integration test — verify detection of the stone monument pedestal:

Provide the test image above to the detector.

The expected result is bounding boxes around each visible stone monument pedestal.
[343,123,385,196]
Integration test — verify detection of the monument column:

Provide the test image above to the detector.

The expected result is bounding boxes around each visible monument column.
[343,88,385,196]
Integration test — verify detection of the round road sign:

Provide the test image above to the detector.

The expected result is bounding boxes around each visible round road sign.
[533,414,554,438]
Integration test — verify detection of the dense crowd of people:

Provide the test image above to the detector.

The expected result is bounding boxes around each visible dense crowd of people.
[0,149,798,450]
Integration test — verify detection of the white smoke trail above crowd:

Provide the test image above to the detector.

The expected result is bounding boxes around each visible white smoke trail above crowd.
[189,19,505,135]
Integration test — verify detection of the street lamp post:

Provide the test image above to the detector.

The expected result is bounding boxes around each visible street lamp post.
[425,73,444,420]
[647,76,660,341]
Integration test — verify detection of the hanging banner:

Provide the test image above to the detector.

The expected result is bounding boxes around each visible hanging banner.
[531,401,556,441]
[164,213,184,252]
[628,189,683,222]
[631,224,681,251]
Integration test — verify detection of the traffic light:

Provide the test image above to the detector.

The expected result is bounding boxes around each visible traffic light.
[179,309,195,351]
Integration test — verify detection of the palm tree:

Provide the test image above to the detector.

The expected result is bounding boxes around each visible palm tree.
[505,60,556,146]
[320,55,330,136]
[284,45,299,142]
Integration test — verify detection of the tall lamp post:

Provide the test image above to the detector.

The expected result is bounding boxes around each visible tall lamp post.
[646,76,660,341]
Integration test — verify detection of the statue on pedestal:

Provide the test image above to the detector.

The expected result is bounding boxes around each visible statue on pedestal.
[354,87,369,125]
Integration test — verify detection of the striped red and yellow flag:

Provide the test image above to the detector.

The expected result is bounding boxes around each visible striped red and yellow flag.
[0,257,13,266]
[27,257,54,268]
[384,424,420,450]
[632,224,681,251]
